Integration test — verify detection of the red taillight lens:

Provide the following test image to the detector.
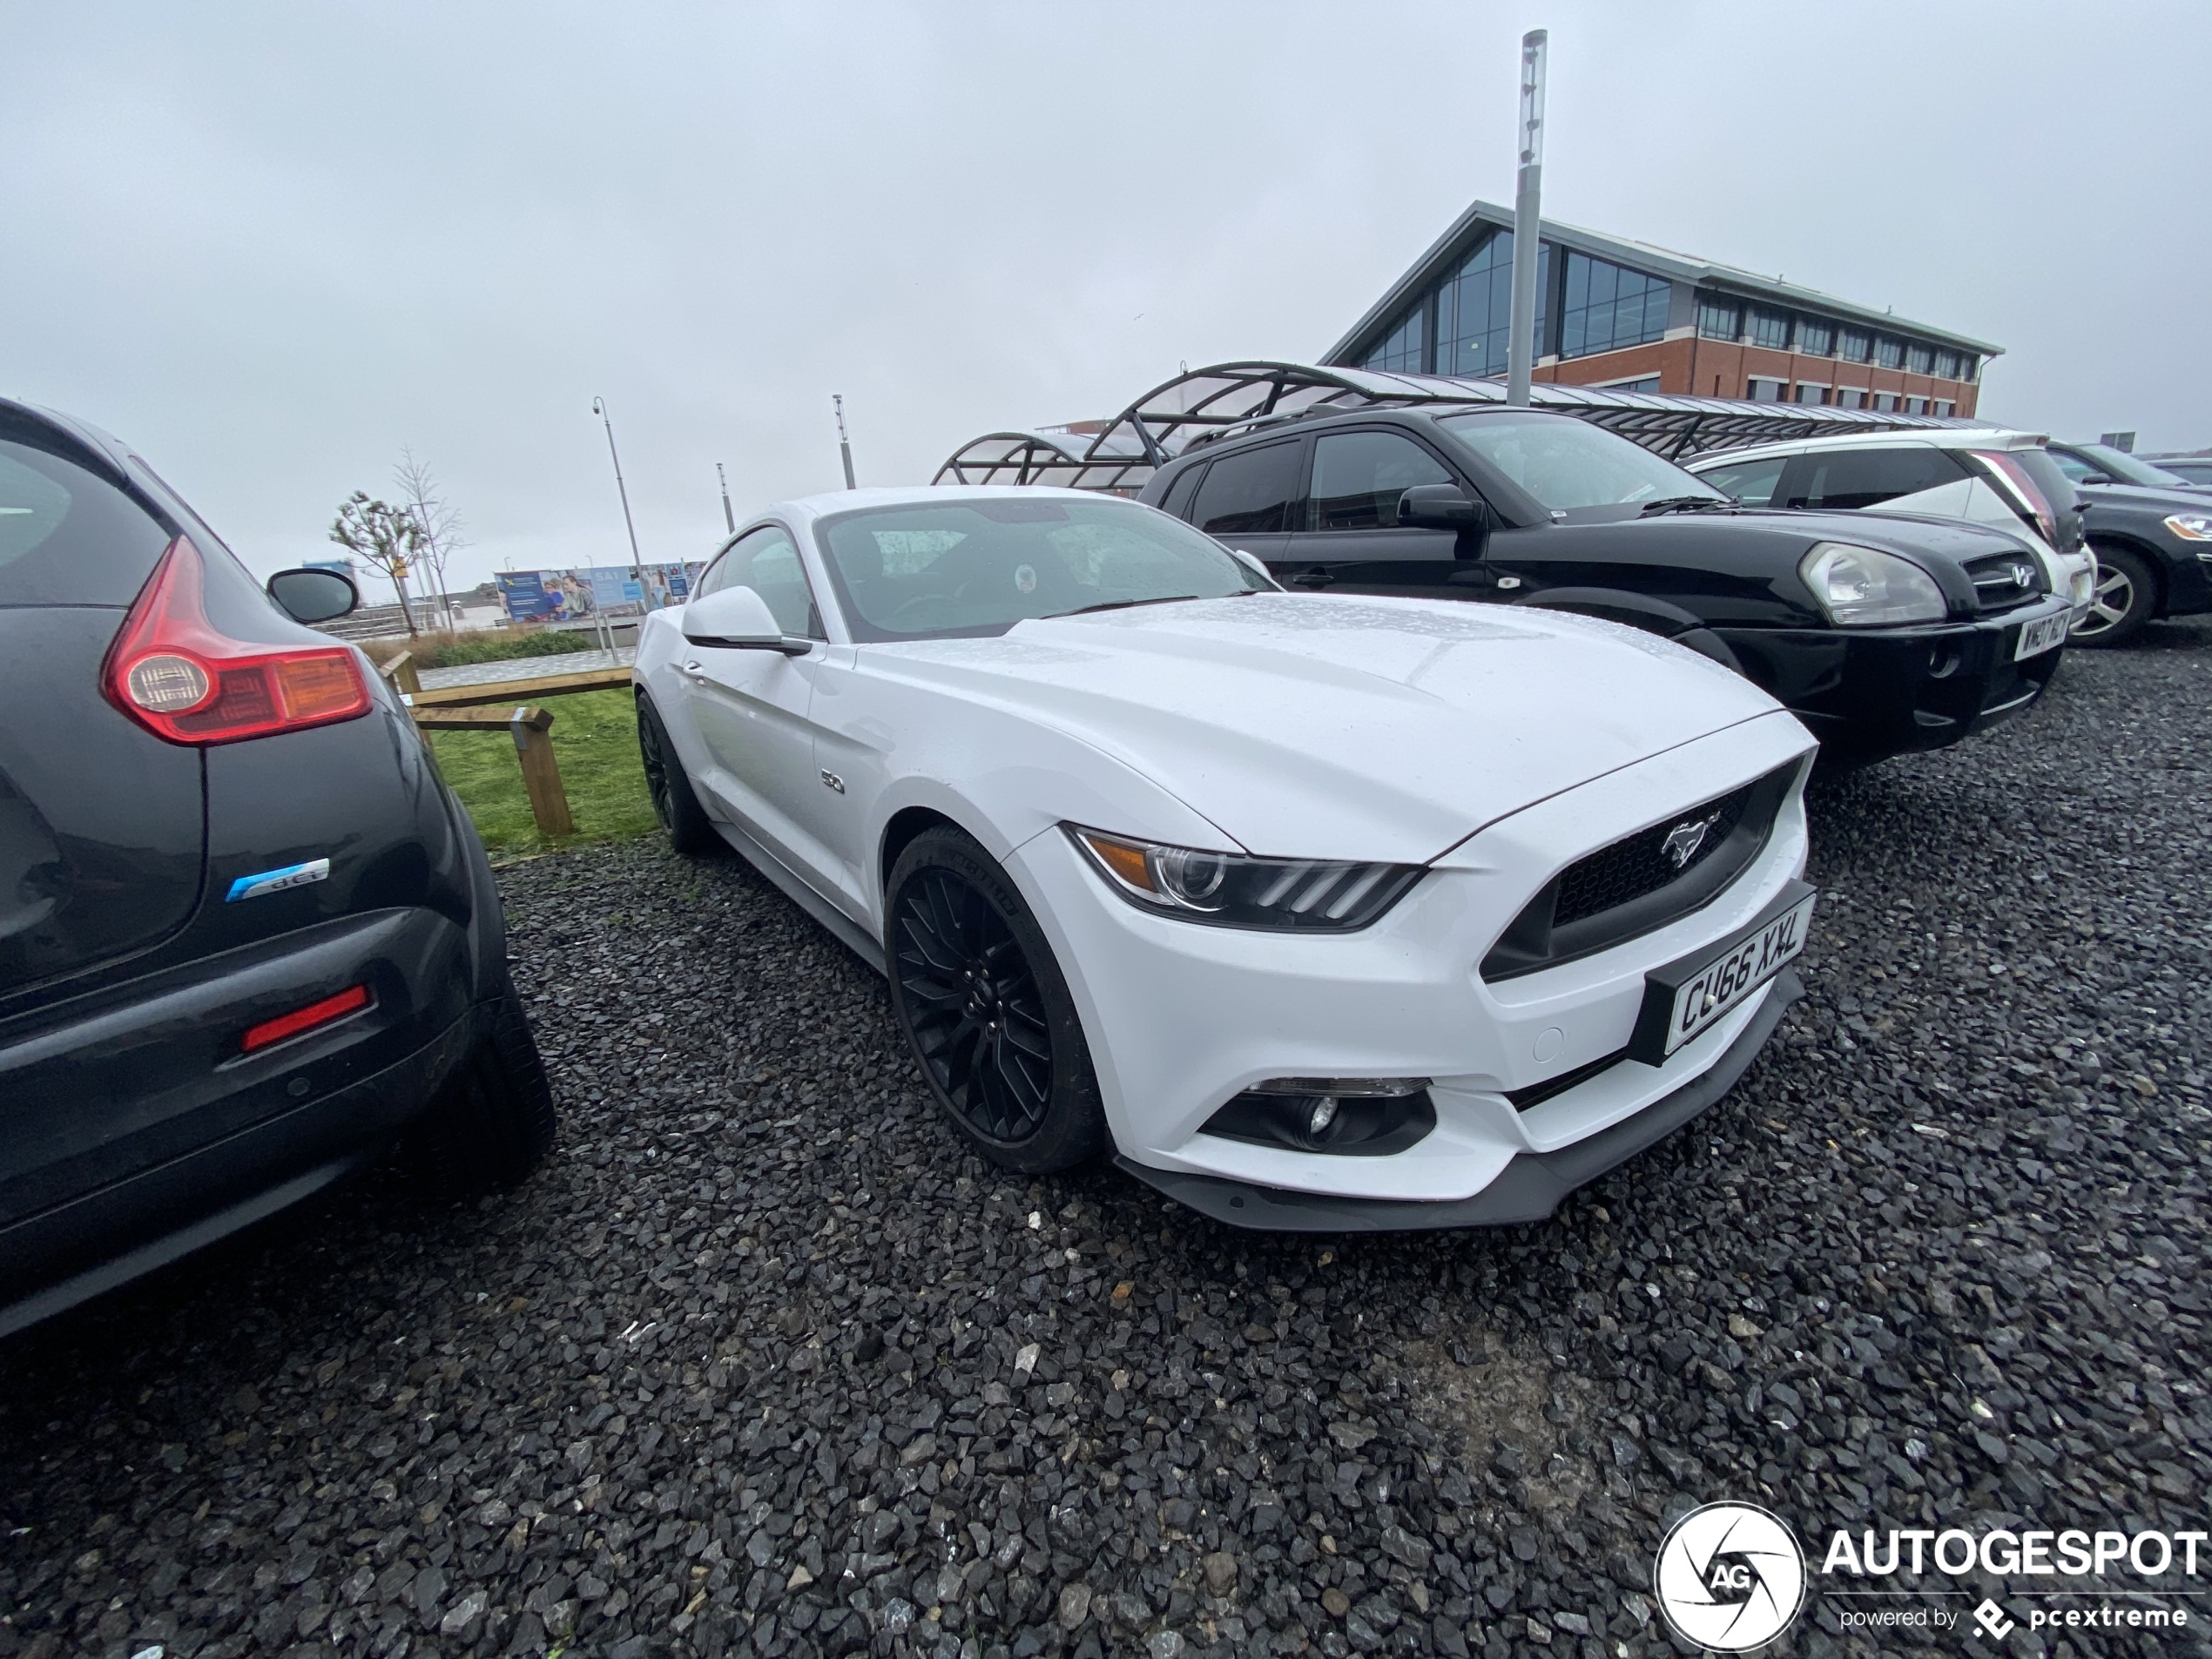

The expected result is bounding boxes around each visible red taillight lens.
[240,983,372,1053]
[1970,450,2058,548]
[102,536,373,745]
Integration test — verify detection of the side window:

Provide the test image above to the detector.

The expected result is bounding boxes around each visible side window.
[1697,455,1788,507]
[715,524,822,637]
[1189,441,1300,536]
[2045,450,2101,484]
[1309,431,1453,530]
[692,545,741,599]
[1158,462,1206,523]
[1784,448,1966,510]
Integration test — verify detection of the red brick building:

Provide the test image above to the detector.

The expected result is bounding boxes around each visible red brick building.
[1325,200,1997,417]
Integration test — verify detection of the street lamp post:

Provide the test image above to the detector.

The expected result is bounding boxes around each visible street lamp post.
[1505,29,1548,408]
[591,396,649,614]
[833,395,857,490]
[717,462,736,534]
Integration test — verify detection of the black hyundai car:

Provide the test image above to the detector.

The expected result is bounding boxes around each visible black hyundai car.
[0,398,551,1338]
[1139,408,2073,765]
[2041,440,2212,645]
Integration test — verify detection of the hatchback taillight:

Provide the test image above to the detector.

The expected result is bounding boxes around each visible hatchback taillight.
[103,536,372,745]
[1970,450,2060,550]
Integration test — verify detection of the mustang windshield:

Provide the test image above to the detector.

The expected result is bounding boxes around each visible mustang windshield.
[1438,412,1727,518]
[816,496,1269,642]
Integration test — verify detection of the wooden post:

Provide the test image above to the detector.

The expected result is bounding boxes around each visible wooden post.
[378,650,421,696]
[507,706,575,837]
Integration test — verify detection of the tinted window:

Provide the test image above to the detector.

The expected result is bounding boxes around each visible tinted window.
[1697,455,1787,507]
[1190,442,1300,535]
[1557,253,1669,359]
[1438,413,1723,512]
[1439,232,1548,379]
[2160,459,2212,484]
[1797,320,1836,356]
[1364,309,1425,374]
[1309,432,1453,530]
[1874,337,1905,369]
[1907,344,1935,375]
[1696,298,1741,341]
[1838,328,1873,363]
[1784,448,1967,510]
[0,428,174,607]
[712,524,820,637]
[1157,462,1205,522]
[1748,309,1793,349]
[816,496,1266,643]
[2056,443,2192,488]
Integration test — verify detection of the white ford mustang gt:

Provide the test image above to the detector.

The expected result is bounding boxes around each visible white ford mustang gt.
[632,485,1818,1230]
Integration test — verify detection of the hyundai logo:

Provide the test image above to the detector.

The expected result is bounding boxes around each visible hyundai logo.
[1662,813,1719,869]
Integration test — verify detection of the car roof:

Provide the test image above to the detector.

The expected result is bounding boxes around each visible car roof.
[1686,427,2047,468]
[759,483,1119,528]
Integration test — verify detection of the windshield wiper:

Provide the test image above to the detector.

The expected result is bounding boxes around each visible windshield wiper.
[1061,594,1204,617]
[1637,495,1732,516]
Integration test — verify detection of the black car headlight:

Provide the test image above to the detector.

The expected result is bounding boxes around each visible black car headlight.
[1798,541,1947,626]
[1066,826,1423,931]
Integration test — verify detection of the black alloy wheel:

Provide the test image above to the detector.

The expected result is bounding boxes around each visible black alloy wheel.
[886,826,1105,1172]
[2069,544,2155,648]
[636,693,718,855]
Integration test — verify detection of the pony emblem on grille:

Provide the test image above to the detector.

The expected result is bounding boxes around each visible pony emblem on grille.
[1661,813,1720,870]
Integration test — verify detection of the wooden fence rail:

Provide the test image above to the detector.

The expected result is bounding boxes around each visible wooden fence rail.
[409,704,576,837]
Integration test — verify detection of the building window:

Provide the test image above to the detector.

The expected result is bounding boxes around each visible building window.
[1933,400,1955,417]
[1557,253,1669,359]
[1748,308,1794,350]
[1834,388,1867,409]
[1875,337,1905,369]
[1872,392,1898,411]
[1904,395,1927,415]
[1906,343,1934,375]
[1364,307,1426,374]
[1602,374,1664,394]
[1435,231,1549,380]
[1839,327,1873,363]
[1747,377,1787,401]
[1959,355,1979,382]
[1797,319,1836,357]
[1696,296,1742,341]
[1933,350,1960,380]
[1794,383,1828,404]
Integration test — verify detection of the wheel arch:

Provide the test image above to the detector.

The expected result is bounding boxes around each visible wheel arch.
[2087,533,2170,617]
[1514,587,1746,673]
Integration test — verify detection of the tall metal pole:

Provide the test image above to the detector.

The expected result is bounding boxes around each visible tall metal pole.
[717,462,736,533]
[1505,29,1548,408]
[591,395,649,609]
[833,395,858,490]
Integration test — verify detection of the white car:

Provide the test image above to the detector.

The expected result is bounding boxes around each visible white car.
[632,486,1817,1229]
[1684,429,2098,632]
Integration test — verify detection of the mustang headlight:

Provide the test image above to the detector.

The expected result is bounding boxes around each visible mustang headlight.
[1797,541,1948,627]
[1066,826,1423,931]
[2164,512,2212,542]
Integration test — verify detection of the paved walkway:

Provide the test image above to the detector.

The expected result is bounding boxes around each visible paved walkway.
[415,647,635,691]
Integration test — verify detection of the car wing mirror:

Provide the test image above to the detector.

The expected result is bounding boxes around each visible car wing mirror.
[266,566,359,624]
[1394,483,1488,529]
[680,584,811,654]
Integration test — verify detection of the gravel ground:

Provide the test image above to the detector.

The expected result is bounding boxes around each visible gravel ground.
[3,621,2209,1659]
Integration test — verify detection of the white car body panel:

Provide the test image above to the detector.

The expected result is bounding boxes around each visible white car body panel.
[635,485,1818,1212]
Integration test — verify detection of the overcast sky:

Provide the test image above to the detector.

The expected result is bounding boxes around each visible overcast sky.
[5,2,2206,602]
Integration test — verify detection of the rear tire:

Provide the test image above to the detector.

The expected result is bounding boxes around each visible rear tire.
[885,826,1106,1175]
[405,977,556,1200]
[637,692,720,855]
[2070,544,2156,647]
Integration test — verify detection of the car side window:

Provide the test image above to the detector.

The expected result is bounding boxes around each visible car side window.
[1158,462,1206,523]
[1308,432,1454,530]
[1696,455,1787,508]
[1783,448,1966,510]
[2045,450,2101,484]
[711,524,822,637]
[1189,441,1300,535]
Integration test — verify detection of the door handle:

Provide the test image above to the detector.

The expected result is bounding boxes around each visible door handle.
[1290,571,1334,590]
[681,659,707,677]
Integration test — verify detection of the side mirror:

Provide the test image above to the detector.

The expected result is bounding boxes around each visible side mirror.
[681,584,811,655]
[1224,545,1280,586]
[267,567,359,624]
[1395,483,1488,529]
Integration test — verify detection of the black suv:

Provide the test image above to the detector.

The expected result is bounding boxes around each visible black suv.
[1139,408,2073,765]
[2043,441,2212,645]
[0,399,552,1337]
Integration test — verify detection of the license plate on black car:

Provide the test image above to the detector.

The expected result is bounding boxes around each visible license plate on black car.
[2015,611,2068,661]
[1628,881,1817,1063]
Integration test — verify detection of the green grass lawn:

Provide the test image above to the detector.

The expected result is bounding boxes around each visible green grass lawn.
[428,687,658,856]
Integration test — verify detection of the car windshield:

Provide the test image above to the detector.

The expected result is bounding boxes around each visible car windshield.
[2067,443,2192,489]
[815,495,1270,642]
[1436,412,1726,514]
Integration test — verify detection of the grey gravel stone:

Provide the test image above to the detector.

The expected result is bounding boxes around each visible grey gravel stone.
[1,627,2209,1659]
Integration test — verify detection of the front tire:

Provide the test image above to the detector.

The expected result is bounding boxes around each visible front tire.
[2070,544,2156,647]
[637,692,720,855]
[405,976,556,1200]
[885,826,1106,1174]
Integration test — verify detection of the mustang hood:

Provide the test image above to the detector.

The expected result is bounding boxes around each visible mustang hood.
[878,594,1801,863]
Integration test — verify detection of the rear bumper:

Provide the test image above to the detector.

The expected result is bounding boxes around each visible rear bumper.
[1719,598,2069,761]
[1118,969,1800,1231]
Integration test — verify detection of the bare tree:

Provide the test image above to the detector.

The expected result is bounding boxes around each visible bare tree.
[329,492,427,636]
[392,449,469,627]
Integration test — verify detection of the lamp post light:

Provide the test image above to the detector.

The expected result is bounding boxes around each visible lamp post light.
[1505,29,1548,408]
[590,395,649,613]
[833,395,858,490]
[717,462,736,534]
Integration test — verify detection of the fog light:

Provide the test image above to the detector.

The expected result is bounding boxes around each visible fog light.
[1306,1096,1339,1136]
[1199,1078,1436,1157]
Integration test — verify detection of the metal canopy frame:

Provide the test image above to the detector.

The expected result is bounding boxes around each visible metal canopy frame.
[933,361,1974,494]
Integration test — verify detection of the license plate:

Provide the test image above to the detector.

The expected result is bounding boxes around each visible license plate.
[1629,883,1816,1063]
[2015,610,2068,661]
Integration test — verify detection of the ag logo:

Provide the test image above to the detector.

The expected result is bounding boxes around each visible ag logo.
[1653,1502,1807,1651]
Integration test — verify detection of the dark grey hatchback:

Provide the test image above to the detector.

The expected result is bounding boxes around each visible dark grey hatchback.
[0,399,551,1338]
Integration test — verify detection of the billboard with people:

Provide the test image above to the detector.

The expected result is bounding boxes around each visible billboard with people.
[494,563,703,622]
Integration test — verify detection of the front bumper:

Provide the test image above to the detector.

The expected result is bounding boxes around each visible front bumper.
[1717,597,2070,761]
[1001,711,1815,1217]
